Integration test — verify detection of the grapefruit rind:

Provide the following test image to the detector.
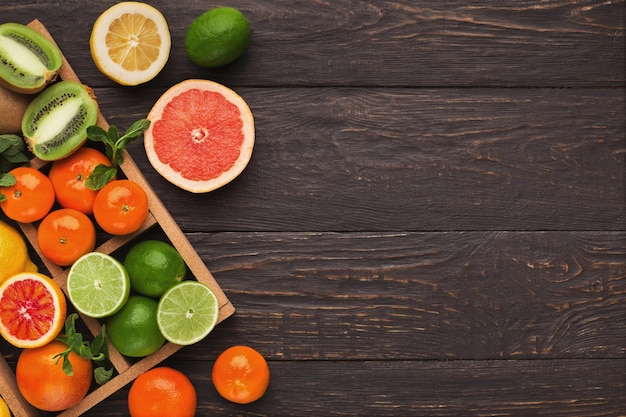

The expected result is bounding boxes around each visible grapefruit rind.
[144,79,255,193]
[0,272,67,348]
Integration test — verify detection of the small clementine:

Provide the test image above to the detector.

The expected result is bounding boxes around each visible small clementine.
[16,339,92,412]
[93,179,149,235]
[0,166,55,223]
[37,208,96,266]
[212,345,270,404]
[48,147,114,215]
[128,367,196,417]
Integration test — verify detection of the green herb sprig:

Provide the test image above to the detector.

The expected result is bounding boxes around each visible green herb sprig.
[54,313,114,385]
[85,119,150,190]
[0,134,30,202]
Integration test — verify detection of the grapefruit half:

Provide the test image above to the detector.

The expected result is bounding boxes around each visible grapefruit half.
[144,79,255,193]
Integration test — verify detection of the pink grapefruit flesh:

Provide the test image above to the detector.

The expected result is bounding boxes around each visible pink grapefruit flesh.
[144,79,254,193]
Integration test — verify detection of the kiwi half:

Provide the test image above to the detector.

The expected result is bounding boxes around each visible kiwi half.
[0,23,63,94]
[22,80,99,161]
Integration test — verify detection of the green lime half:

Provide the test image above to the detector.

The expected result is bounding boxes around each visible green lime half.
[184,7,251,68]
[157,281,219,345]
[67,252,130,318]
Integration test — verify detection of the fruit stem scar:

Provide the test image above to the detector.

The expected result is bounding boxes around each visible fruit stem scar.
[13,189,22,198]
[59,237,66,244]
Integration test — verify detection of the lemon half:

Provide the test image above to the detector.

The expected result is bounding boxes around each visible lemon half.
[90,1,171,86]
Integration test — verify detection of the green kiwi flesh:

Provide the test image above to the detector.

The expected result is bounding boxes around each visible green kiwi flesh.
[0,23,63,94]
[22,80,99,161]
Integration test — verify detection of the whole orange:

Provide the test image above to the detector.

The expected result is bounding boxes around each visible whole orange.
[48,147,114,215]
[212,345,270,404]
[128,367,196,417]
[93,179,149,235]
[16,339,92,412]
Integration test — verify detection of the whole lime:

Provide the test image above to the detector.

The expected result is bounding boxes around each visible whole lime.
[184,7,251,68]
[106,295,165,358]
[124,240,187,298]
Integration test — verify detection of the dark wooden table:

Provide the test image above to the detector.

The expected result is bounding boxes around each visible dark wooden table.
[1,1,625,416]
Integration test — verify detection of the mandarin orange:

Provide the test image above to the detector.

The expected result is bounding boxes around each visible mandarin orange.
[16,339,92,412]
[128,367,197,417]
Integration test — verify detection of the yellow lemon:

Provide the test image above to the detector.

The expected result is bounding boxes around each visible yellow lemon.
[90,1,171,86]
[0,395,11,417]
[0,220,37,284]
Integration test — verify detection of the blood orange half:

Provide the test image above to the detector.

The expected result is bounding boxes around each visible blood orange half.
[144,79,255,193]
[0,272,67,348]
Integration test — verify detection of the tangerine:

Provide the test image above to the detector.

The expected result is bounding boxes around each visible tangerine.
[48,147,114,215]
[16,339,92,412]
[37,208,96,266]
[212,345,270,404]
[128,366,196,417]
[93,179,149,235]
[0,166,55,223]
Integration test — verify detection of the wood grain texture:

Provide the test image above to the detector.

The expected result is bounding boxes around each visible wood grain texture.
[0,0,624,416]
[166,231,626,360]
[95,86,626,232]
[1,1,624,88]
[85,359,626,417]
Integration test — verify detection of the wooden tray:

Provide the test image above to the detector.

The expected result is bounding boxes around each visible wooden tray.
[0,19,235,416]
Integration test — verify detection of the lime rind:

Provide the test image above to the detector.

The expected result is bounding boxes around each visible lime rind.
[67,252,130,318]
[157,281,219,345]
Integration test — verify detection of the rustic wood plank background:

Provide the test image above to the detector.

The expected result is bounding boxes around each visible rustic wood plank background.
[1,0,625,416]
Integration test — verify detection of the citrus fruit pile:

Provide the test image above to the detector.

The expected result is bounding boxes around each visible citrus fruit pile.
[88,3,255,193]
[0,152,150,267]
[0,2,267,414]
[66,239,219,357]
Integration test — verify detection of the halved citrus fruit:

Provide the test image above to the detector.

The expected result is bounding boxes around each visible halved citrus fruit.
[157,281,219,345]
[90,1,171,86]
[0,272,66,348]
[144,79,255,193]
[67,252,130,318]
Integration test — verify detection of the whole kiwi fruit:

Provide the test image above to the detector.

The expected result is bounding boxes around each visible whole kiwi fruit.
[0,22,63,94]
[0,84,32,134]
[22,80,99,161]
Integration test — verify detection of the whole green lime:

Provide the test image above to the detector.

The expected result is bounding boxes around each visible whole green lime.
[106,295,166,357]
[124,240,187,298]
[184,7,251,68]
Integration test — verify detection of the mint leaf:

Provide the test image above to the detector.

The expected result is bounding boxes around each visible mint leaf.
[0,134,29,180]
[124,119,151,139]
[0,134,25,156]
[4,152,30,164]
[108,125,120,141]
[85,119,151,190]
[85,164,117,190]
[55,314,113,384]
[0,172,16,203]
[0,172,16,187]
[94,366,114,385]
[86,125,110,143]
